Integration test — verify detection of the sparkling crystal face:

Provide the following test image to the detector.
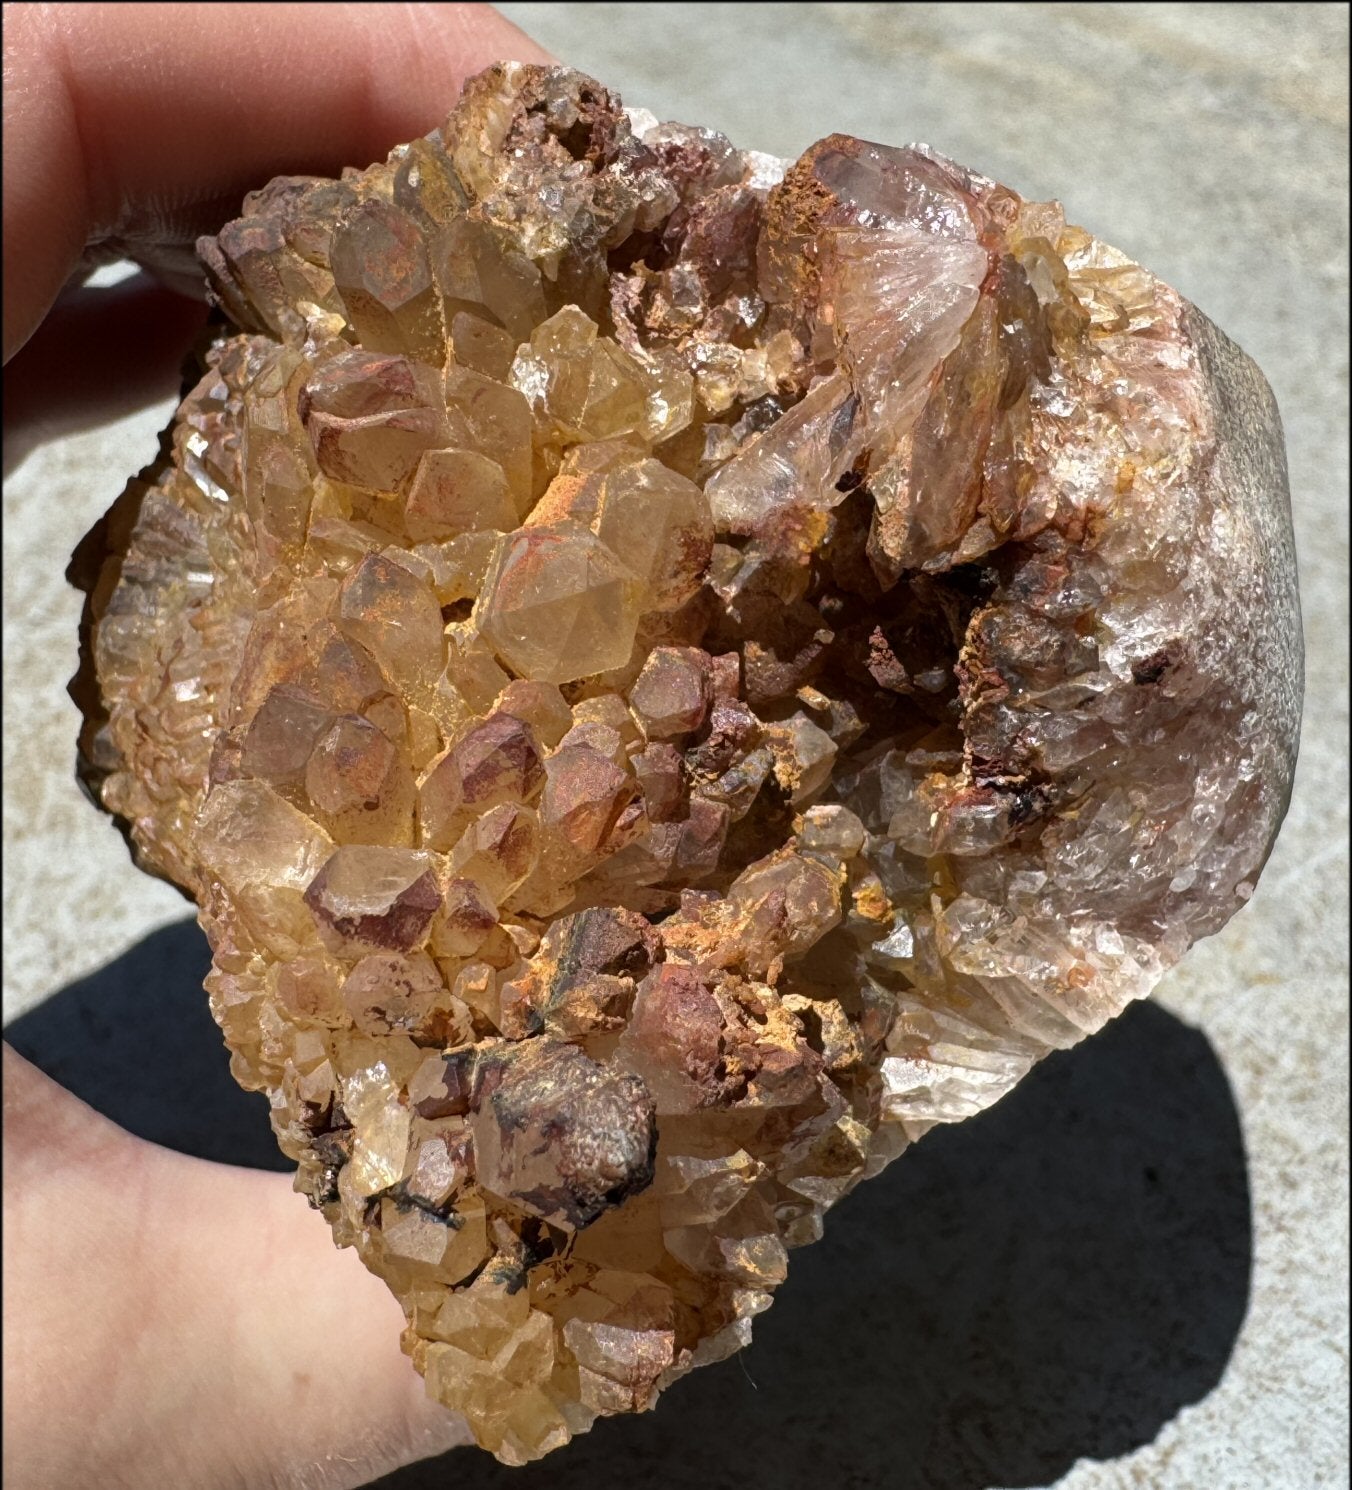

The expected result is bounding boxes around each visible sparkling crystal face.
[71,63,1300,1464]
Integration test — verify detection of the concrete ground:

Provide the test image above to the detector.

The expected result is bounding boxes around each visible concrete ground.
[3,4,1346,1487]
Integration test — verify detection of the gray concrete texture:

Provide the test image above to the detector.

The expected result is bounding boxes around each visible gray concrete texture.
[3,4,1347,1487]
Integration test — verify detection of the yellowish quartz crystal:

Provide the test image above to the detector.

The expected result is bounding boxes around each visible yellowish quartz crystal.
[72,63,1300,1464]
[477,525,644,684]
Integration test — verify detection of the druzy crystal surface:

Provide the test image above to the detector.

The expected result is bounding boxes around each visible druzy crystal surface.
[71,64,1301,1463]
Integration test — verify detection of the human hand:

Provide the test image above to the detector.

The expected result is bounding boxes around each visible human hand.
[1,0,550,458]
[1,6,550,1487]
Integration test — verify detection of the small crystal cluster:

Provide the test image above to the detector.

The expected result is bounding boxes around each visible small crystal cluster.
[71,65,1301,1462]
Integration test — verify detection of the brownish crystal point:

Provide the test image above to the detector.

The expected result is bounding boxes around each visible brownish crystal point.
[70,62,1301,1463]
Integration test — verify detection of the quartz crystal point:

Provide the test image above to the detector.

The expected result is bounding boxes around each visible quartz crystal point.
[70,64,1301,1464]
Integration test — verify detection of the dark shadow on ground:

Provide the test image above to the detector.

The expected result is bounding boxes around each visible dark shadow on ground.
[5,917,286,1170]
[6,916,1252,1490]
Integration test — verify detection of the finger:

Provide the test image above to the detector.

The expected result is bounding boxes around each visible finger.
[3,273,209,476]
[2,1045,469,1490]
[3,2,554,362]
[184,1163,474,1488]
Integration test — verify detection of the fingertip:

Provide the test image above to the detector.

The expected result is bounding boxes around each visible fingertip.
[3,3,554,360]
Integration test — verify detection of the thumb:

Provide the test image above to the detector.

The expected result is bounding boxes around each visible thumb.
[3,1044,470,1490]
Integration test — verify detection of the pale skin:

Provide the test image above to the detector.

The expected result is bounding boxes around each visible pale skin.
[2,6,553,1487]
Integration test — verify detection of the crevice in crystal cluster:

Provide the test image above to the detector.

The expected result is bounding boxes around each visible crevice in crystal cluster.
[70,63,1300,1464]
